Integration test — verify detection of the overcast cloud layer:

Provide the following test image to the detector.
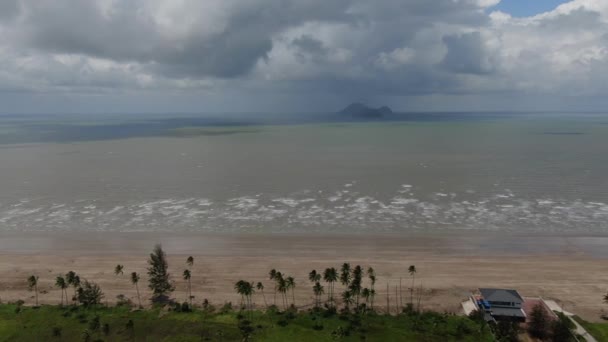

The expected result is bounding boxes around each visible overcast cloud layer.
[0,0,607,113]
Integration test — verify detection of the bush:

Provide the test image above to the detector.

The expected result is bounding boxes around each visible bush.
[220,302,233,313]
[52,326,62,337]
[77,281,104,307]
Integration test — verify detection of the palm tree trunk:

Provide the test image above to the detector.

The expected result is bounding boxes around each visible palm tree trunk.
[135,282,142,308]
[35,284,38,306]
[386,282,389,315]
[292,289,295,307]
[399,277,402,309]
[261,290,267,308]
[188,278,192,306]
[410,274,415,306]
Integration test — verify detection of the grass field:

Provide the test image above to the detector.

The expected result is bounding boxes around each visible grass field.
[0,303,493,341]
[573,316,608,342]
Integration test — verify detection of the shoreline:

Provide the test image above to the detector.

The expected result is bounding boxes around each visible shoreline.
[1,231,607,321]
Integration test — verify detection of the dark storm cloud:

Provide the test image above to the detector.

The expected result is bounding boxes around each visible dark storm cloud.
[440,32,495,75]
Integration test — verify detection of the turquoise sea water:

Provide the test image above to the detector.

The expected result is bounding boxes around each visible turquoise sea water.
[0,113,607,233]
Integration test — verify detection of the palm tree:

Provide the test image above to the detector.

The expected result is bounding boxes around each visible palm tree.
[342,290,353,310]
[27,275,39,306]
[362,288,371,308]
[286,276,296,307]
[235,280,247,308]
[256,282,267,308]
[604,292,608,304]
[269,269,277,306]
[408,265,417,305]
[114,264,124,276]
[367,267,376,309]
[130,272,142,308]
[323,267,338,307]
[55,276,68,306]
[275,273,288,310]
[65,271,79,303]
[186,256,194,267]
[235,280,255,314]
[350,265,363,307]
[340,263,351,287]
[183,269,192,306]
[313,282,324,308]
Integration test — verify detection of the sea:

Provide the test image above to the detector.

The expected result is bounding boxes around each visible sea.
[0,112,607,233]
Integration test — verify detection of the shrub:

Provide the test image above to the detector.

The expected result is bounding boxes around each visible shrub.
[77,281,104,307]
[220,302,233,314]
[52,327,62,337]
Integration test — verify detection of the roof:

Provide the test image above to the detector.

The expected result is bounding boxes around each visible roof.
[479,288,523,303]
[490,307,526,318]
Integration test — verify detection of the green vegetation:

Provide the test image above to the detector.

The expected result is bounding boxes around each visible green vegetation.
[0,303,493,341]
[573,316,608,342]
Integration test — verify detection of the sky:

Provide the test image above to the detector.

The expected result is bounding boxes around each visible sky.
[0,0,607,114]
[494,0,570,17]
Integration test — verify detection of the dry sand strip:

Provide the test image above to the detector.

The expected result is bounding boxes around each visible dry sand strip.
[0,231,607,321]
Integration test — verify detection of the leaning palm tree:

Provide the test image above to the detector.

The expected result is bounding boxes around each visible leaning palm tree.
[408,265,417,305]
[27,275,39,306]
[114,264,124,276]
[130,272,142,308]
[183,269,192,306]
[256,282,267,308]
[55,276,68,306]
[286,276,296,307]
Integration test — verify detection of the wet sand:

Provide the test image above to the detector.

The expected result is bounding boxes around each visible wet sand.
[0,232,607,321]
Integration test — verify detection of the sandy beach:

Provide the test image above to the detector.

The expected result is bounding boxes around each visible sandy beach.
[0,232,607,321]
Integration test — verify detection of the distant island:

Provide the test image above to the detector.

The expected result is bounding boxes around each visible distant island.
[338,103,393,119]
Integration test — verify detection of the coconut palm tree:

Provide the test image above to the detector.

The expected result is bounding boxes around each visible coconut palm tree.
[350,265,363,307]
[269,269,277,306]
[275,273,288,310]
[362,288,371,308]
[286,276,296,307]
[186,256,194,267]
[408,265,417,305]
[256,282,267,308]
[342,290,353,310]
[309,270,320,283]
[367,267,376,309]
[235,280,247,308]
[340,263,351,287]
[183,269,192,306]
[323,267,338,306]
[65,271,79,303]
[55,276,68,306]
[130,272,142,308]
[27,275,39,306]
[313,282,324,308]
[114,264,124,276]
